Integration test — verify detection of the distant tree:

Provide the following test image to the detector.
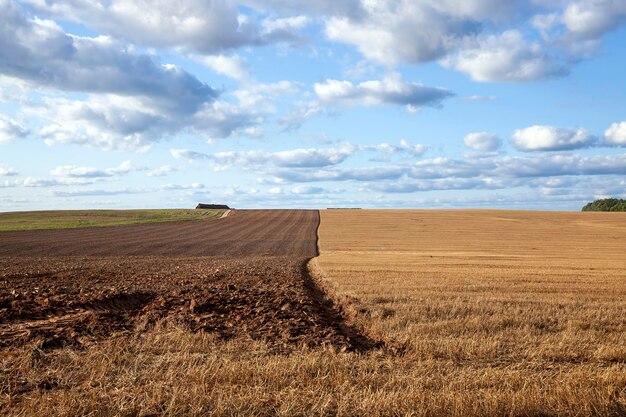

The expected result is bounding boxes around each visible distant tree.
[582,198,626,212]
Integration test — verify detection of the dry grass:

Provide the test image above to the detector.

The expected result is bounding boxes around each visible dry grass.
[2,322,624,417]
[315,209,626,415]
[2,209,625,416]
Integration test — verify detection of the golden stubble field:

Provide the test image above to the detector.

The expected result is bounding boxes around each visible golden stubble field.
[314,209,626,416]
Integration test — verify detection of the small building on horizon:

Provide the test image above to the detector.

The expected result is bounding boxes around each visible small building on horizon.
[196,203,231,210]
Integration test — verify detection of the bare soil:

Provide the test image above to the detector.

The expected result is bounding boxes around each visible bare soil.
[0,210,372,353]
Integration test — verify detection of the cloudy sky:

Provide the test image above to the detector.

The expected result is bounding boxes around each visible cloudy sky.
[1,0,625,211]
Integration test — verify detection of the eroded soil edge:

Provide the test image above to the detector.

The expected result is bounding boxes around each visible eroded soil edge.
[302,211,404,355]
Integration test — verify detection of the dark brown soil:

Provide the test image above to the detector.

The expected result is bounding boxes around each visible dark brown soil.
[0,210,318,257]
[0,210,379,353]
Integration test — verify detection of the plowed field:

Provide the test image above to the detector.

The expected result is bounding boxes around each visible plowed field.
[0,209,316,257]
[0,210,366,352]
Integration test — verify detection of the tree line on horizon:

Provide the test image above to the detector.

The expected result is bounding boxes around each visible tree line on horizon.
[581,198,626,212]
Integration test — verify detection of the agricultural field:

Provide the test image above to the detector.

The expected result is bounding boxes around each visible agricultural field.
[315,209,626,415]
[0,209,625,416]
[0,209,226,231]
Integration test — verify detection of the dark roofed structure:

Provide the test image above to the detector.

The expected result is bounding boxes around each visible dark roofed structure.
[196,203,230,210]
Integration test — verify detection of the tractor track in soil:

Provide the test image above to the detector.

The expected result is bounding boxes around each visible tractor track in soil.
[0,210,385,353]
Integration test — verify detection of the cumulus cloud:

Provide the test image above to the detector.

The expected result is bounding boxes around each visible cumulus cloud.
[22,0,305,55]
[171,140,427,172]
[362,140,428,158]
[278,102,323,131]
[195,54,250,80]
[15,0,626,89]
[268,152,626,192]
[268,146,355,167]
[272,166,408,183]
[511,125,597,151]
[51,161,133,178]
[464,131,502,152]
[444,31,568,82]
[502,153,626,177]
[604,121,626,146]
[324,0,480,65]
[0,1,274,151]
[0,1,216,112]
[147,165,178,177]
[0,115,29,143]
[172,144,357,168]
[242,0,364,18]
[30,90,262,151]
[314,75,453,110]
[170,149,210,161]
[190,101,262,143]
[33,95,177,152]
[290,185,324,194]
[0,165,18,176]
[561,1,626,40]
[232,81,299,111]
[368,178,504,193]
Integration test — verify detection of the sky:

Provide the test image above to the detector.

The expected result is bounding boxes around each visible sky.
[1,0,625,211]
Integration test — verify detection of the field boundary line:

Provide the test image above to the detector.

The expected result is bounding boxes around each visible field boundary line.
[302,210,406,355]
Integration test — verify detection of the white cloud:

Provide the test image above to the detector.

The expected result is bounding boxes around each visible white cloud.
[161,182,204,191]
[51,160,133,178]
[173,144,357,169]
[511,125,596,151]
[243,0,363,18]
[147,165,178,177]
[0,165,18,176]
[195,54,249,80]
[233,80,299,110]
[171,140,427,171]
[270,146,355,167]
[268,186,283,194]
[464,131,502,152]
[561,1,626,42]
[269,152,626,189]
[444,31,568,82]
[1,176,105,188]
[31,93,261,151]
[273,166,408,183]
[262,15,310,32]
[324,1,477,66]
[34,95,177,152]
[362,140,428,158]
[314,75,453,110]
[604,121,626,146]
[291,185,324,194]
[279,102,323,131]
[190,101,262,143]
[0,1,270,151]
[532,1,626,55]
[22,0,304,55]
[0,115,29,143]
[52,187,148,197]
[0,1,216,111]
[500,153,626,178]
[171,149,210,161]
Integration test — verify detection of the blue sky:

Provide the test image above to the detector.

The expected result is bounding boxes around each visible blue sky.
[1,0,625,211]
